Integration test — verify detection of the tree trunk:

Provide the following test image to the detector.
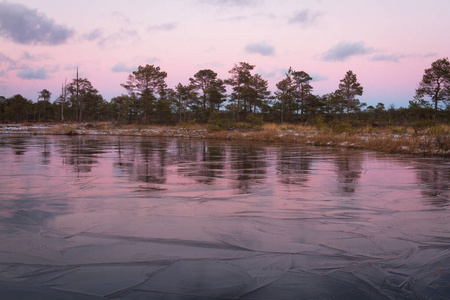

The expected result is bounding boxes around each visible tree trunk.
[184,97,188,122]
[347,97,350,121]
[300,98,304,122]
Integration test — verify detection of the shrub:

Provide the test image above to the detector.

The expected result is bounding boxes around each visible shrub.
[280,124,297,131]
[314,115,327,130]
[410,120,436,134]
[246,114,264,128]
[179,119,197,129]
[350,120,366,128]
[390,127,406,135]
[232,122,253,130]
[206,113,233,132]
[328,120,352,134]
[428,125,448,136]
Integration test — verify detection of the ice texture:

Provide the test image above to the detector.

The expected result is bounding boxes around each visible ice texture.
[0,135,448,299]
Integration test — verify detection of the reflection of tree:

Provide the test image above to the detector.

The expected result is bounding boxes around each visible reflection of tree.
[277,147,311,186]
[416,165,450,207]
[153,140,268,191]
[334,153,363,193]
[177,141,225,185]
[204,144,225,180]
[9,136,28,155]
[113,137,136,171]
[175,140,198,163]
[136,139,168,184]
[230,145,267,192]
[40,137,51,165]
[60,136,100,174]
[112,138,171,185]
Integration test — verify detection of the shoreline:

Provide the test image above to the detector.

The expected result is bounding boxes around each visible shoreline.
[1,122,449,158]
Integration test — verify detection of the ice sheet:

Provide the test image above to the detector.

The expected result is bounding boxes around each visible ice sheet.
[0,135,448,299]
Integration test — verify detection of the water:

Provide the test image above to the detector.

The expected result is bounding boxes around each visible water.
[0,134,448,299]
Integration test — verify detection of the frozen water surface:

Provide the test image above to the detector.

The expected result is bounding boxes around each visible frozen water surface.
[0,135,449,299]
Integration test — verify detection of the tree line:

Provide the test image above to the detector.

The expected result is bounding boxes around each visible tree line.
[1,58,449,125]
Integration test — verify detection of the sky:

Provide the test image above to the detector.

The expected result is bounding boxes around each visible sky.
[0,0,449,108]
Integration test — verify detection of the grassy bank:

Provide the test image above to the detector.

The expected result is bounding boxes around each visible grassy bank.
[1,122,449,157]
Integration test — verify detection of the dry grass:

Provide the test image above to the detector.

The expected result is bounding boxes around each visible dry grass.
[262,123,316,131]
[205,122,449,157]
[1,121,449,157]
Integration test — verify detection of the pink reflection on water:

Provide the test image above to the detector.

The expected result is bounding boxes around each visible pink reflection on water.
[0,135,448,298]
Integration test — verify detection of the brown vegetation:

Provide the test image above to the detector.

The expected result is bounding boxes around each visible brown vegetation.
[1,121,449,157]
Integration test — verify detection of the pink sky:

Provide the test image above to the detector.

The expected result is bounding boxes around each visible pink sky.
[0,0,448,107]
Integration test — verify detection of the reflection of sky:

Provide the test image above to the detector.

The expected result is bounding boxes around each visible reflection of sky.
[0,136,447,213]
[0,135,449,298]
[0,137,447,237]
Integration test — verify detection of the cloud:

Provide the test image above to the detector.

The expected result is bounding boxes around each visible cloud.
[83,29,104,41]
[322,41,374,61]
[200,0,258,6]
[111,11,131,24]
[259,68,326,82]
[1,52,55,80]
[0,2,74,45]
[245,42,275,56]
[63,64,81,72]
[371,52,438,63]
[257,68,287,79]
[144,57,161,64]
[17,67,48,80]
[0,53,14,64]
[309,72,327,82]
[21,51,49,62]
[371,54,406,63]
[22,52,36,60]
[423,52,438,58]
[97,29,139,47]
[0,52,17,71]
[147,22,177,31]
[112,62,137,73]
[113,58,161,73]
[288,9,322,27]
